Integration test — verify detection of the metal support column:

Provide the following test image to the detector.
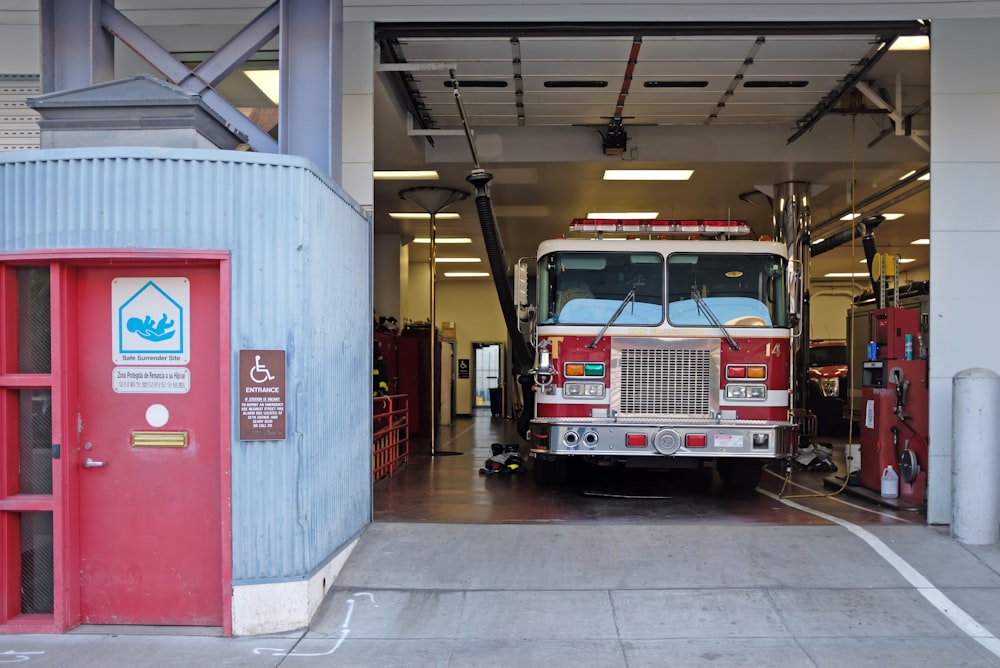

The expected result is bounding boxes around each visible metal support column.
[399,187,469,456]
[39,0,114,93]
[280,0,343,181]
[772,181,812,440]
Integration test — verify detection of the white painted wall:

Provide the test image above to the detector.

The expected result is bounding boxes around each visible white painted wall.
[405,272,507,414]
[927,18,1000,524]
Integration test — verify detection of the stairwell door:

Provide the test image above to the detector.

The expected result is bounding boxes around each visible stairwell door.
[75,265,225,625]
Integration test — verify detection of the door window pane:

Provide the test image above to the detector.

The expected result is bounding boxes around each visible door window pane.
[20,512,54,614]
[19,389,53,494]
[17,267,51,374]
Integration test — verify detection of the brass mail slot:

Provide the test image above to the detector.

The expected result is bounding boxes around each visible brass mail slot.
[131,431,189,448]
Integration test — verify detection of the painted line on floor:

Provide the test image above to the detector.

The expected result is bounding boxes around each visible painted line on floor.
[439,420,476,448]
[758,488,1000,659]
[762,467,916,524]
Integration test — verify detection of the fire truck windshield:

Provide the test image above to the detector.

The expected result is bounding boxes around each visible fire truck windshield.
[537,250,789,328]
[538,251,664,325]
[667,252,789,328]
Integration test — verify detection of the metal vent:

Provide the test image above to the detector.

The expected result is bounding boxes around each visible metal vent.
[618,348,712,416]
[0,76,41,152]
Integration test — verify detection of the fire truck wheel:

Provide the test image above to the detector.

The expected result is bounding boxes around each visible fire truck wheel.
[716,458,765,492]
[533,456,571,485]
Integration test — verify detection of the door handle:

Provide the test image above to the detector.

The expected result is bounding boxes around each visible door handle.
[83,457,106,468]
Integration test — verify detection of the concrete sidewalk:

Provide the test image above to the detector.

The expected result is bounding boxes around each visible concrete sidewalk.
[4,520,1000,667]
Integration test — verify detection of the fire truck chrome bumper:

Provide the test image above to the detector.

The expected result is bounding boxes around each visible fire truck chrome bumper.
[529,419,795,458]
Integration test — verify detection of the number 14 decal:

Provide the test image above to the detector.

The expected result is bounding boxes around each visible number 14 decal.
[766,342,782,357]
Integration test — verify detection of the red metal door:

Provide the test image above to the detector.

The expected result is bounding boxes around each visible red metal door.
[75,266,223,625]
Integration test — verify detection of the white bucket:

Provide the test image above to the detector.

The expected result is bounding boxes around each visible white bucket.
[881,465,899,499]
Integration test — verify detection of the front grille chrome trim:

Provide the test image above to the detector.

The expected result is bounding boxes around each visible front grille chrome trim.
[611,338,720,418]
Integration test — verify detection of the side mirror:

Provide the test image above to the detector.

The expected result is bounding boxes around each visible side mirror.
[515,258,535,326]
[788,260,803,318]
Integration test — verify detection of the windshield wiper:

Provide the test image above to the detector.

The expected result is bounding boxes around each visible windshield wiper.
[690,288,739,351]
[586,287,636,349]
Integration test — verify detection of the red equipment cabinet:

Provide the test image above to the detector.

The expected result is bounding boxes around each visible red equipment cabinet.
[859,307,928,505]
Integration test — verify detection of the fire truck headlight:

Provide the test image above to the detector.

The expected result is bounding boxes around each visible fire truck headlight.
[820,377,839,397]
[725,384,767,400]
[563,382,605,398]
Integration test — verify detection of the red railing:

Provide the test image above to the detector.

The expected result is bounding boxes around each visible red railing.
[373,394,409,482]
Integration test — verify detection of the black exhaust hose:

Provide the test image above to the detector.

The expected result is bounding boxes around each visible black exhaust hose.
[861,215,885,301]
[467,169,536,437]
[810,223,863,257]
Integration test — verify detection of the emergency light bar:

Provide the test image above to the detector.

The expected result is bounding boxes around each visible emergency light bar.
[569,218,750,236]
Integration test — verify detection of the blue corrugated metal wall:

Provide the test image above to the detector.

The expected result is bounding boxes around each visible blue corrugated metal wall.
[0,147,373,582]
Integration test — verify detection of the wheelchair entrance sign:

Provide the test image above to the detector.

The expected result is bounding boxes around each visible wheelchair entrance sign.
[112,277,190,365]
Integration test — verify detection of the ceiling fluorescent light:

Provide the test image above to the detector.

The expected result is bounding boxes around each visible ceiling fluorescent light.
[840,212,904,221]
[434,257,481,263]
[604,169,693,181]
[743,80,808,88]
[389,212,460,220]
[644,81,709,88]
[244,69,279,104]
[911,238,930,245]
[374,170,440,180]
[444,272,490,278]
[588,212,659,219]
[825,272,871,278]
[891,36,929,51]
[860,257,915,264]
[413,237,471,244]
[543,80,608,88]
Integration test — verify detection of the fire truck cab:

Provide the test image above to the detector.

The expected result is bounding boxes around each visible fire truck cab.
[524,219,799,490]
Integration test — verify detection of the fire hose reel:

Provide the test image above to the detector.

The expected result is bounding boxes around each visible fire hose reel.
[898,447,920,483]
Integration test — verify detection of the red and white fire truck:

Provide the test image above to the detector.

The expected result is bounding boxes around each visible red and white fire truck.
[521,218,800,489]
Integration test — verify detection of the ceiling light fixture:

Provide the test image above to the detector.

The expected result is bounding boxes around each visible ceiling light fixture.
[604,169,693,181]
[825,272,873,278]
[644,81,709,88]
[444,272,490,278]
[911,238,930,245]
[413,237,472,244]
[839,212,904,221]
[244,69,279,104]
[587,212,659,219]
[375,170,440,180]
[891,36,929,51]
[389,212,460,220]
[899,170,930,181]
[543,80,608,88]
[434,257,481,263]
[859,257,915,264]
[743,80,809,88]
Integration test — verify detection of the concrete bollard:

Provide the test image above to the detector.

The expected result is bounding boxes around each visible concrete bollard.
[952,368,1000,544]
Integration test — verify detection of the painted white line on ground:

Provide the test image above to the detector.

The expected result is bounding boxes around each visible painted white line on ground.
[762,467,916,524]
[758,488,1000,659]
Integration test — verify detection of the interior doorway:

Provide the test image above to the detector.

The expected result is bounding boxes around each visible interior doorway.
[472,343,504,417]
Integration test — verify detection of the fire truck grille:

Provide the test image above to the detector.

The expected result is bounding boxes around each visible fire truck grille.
[618,348,713,416]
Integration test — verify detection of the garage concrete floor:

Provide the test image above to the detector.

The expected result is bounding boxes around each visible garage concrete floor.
[9,413,1000,667]
[374,412,924,527]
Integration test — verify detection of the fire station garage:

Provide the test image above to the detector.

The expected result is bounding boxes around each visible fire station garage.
[2,2,1000,664]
